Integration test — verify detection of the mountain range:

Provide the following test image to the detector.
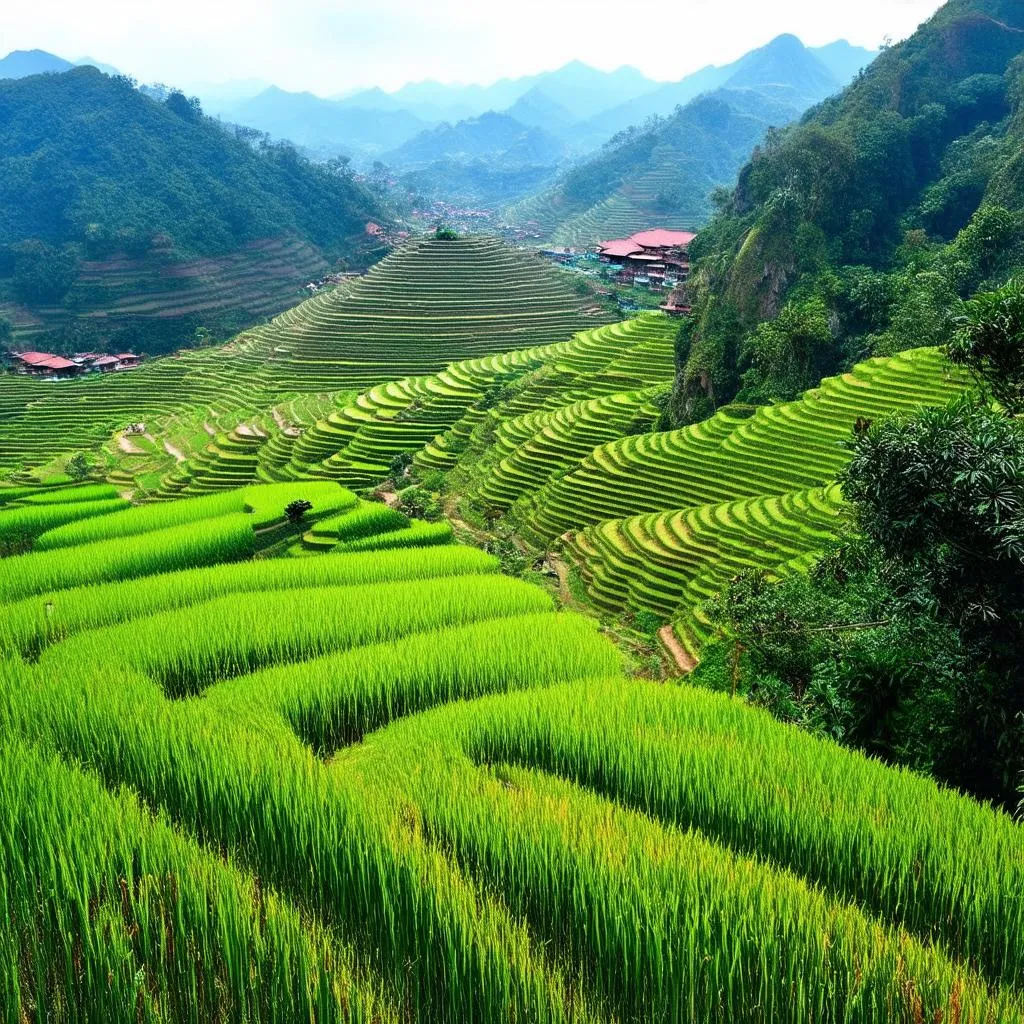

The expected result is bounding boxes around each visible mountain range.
[0,49,120,79]
[446,34,875,221]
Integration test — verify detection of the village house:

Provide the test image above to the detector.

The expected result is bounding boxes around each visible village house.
[7,350,143,377]
[597,228,696,290]
[596,228,696,308]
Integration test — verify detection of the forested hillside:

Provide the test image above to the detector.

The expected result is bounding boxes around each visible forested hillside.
[506,86,805,244]
[504,35,847,244]
[0,67,387,352]
[672,0,1024,420]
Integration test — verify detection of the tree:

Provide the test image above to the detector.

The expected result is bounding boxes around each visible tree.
[434,225,459,241]
[837,400,1024,803]
[0,315,12,347]
[285,499,313,524]
[66,452,93,481]
[947,277,1024,413]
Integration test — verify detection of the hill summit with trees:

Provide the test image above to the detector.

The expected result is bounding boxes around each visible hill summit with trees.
[672,0,1024,421]
[0,66,388,354]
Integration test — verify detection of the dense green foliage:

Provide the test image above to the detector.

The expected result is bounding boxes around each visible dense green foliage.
[673,0,1024,421]
[697,282,1024,808]
[0,67,383,266]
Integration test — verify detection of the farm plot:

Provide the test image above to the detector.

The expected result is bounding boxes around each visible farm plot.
[1,480,1021,1022]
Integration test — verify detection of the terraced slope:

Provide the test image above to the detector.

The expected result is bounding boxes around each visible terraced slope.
[2,479,1021,1022]
[6,236,332,348]
[259,312,677,490]
[515,349,961,540]
[0,235,603,479]
[258,235,607,392]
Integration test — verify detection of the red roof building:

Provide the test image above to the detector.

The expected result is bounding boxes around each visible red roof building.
[31,356,81,374]
[597,239,644,258]
[629,229,697,249]
[12,351,56,365]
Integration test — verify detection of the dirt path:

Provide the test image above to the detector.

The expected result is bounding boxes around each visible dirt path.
[203,422,217,437]
[117,433,143,454]
[377,487,401,509]
[659,624,696,675]
[548,552,572,604]
[272,407,290,431]
[163,439,186,463]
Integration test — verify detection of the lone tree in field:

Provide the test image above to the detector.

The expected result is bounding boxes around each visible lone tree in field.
[66,452,93,481]
[285,499,314,524]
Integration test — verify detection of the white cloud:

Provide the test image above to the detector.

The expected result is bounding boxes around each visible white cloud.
[3,0,948,95]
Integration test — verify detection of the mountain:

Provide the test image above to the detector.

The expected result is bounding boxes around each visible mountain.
[225,86,427,159]
[192,78,273,115]
[0,67,387,351]
[673,0,1024,421]
[343,62,661,128]
[810,40,878,84]
[505,88,579,136]
[723,33,837,105]
[517,61,659,122]
[385,111,566,169]
[0,49,73,78]
[584,34,874,140]
[504,72,817,245]
[74,56,120,76]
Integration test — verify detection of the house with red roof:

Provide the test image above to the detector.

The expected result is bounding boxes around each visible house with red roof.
[597,227,697,298]
[10,352,83,376]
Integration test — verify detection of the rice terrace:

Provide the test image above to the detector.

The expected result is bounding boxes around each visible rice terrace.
[2,0,1024,1021]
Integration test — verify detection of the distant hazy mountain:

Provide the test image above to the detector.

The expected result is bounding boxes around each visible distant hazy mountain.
[0,49,123,79]
[226,86,427,158]
[505,88,578,136]
[0,49,74,78]
[344,61,661,127]
[809,40,878,85]
[193,78,273,115]
[205,37,875,176]
[583,35,876,140]
[74,56,121,77]
[384,111,566,169]
[504,77,818,244]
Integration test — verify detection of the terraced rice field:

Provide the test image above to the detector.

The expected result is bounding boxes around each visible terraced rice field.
[489,347,967,655]
[504,143,704,246]
[5,236,336,347]
[256,235,607,392]
[2,477,1021,1022]
[0,235,605,479]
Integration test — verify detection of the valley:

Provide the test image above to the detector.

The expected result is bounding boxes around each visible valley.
[2,1,1023,1020]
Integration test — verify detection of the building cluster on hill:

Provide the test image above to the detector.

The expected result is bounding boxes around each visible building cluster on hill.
[536,228,696,314]
[6,349,142,378]
[597,229,695,314]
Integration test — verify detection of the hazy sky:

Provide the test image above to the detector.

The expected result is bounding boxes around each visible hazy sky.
[5,0,947,94]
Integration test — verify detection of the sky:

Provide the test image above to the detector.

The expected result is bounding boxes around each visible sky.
[3,0,948,95]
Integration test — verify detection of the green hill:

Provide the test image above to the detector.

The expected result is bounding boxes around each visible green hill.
[505,87,807,245]
[0,67,388,352]
[673,0,1024,420]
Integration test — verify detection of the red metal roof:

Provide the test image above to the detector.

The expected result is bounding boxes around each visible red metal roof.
[13,351,56,364]
[598,239,644,257]
[115,353,140,361]
[36,356,78,370]
[92,355,121,366]
[629,229,697,249]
